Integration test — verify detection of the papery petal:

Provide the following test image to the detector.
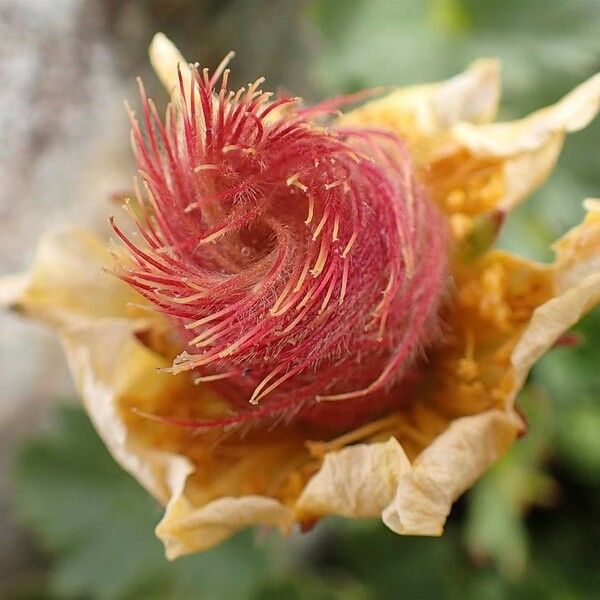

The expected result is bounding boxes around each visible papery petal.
[0,228,142,327]
[553,198,600,289]
[1,229,296,555]
[56,313,300,559]
[342,64,599,223]
[149,32,192,98]
[511,200,600,397]
[339,59,501,162]
[3,38,599,557]
[293,200,600,539]
[382,409,519,535]
[444,74,600,213]
[59,318,193,505]
[157,495,291,559]
[451,76,600,156]
[295,438,411,519]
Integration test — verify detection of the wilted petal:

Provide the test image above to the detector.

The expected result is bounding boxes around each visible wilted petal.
[59,318,194,505]
[339,59,501,161]
[342,63,599,222]
[1,228,299,555]
[157,495,292,559]
[0,228,142,327]
[451,76,600,156]
[296,437,411,519]
[3,36,599,558]
[149,32,192,98]
[444,74,600,213]
[553,198,600,289]
[511,200,600,396]
[382,409,519,535]
[59,313,308,559]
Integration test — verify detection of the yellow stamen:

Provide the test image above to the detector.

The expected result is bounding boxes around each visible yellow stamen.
[286,173,308,193]
[194,164,219,172]
[332,213,340,242]
[293,255,312,293]
[319,274,337,314]
[311,237,329,278]
[324,180,343,191]
[270,277,296,316]
[306,413,404,458]
[339,259,349,305]
[305,195,315,225]
[199,226,231,245]
[312,209,330,240]
[185,306,233,329]
[249,365,285,404]
[194,372,233,384]
[250,368,296,405]
[342,231,358,258]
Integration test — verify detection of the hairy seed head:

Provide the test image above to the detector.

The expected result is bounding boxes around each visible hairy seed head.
[113,59,448,430]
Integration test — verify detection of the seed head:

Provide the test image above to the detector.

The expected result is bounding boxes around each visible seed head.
[113,58,448,429]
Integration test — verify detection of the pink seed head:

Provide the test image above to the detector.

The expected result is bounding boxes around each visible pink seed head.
[113,59,448,431]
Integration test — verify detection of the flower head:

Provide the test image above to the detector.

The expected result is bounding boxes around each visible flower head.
[113,54,448,430]
[3,33,600,558]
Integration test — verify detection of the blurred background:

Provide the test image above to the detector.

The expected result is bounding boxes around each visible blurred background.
[1,1,599,598]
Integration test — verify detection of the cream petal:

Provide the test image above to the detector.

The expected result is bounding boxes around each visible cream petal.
[294,410,519,538]
[43,311,293,558]
[338,59,501,156]
[510,273,600,401]
[510,200,600,400]
[553,198,600,289]
[4,41,599,556]
[149,32,192,98]
[451,74,600,156]
[294,201,600,539]
[157,495,292,559]
[0,227,140,327]
[0,273,29,307]
[382,409,519,535]
[1,227,188,505]
[2,227,294,556]
[58,318,193,505]
[296,437,411,519]
[445,73,600,211]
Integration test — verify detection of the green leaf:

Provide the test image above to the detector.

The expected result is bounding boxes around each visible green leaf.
[464,389,556,578]
[333,519,456,599]
[253,572,372,600]
[13,404,272,600]
[555,398,600,484]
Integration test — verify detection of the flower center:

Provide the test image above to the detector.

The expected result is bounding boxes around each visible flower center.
[114,63,448,431]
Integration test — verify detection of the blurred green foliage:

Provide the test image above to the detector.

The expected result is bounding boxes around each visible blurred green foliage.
[8,0,600,598]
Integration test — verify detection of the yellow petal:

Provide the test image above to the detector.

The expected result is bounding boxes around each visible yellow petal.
[295,437,411,519]
[339,59,501,162]
[444,73,600,213]
[451,75,600,157]
[58,318,193,505]
[157,495,292,559]
[149,32,192,99]
[382,409,518,535]
[6,209,599,554]
[299,201,599,538]
[54,309,303,558]
[553,198,600,290]
[510,200,600,398]
[342,65,598,222]
[0,227,142,328]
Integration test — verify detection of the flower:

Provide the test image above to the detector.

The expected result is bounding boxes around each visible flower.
[115,45,448,431]
[3,33,600,559]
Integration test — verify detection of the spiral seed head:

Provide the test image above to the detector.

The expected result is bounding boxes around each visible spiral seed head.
[114,59,448,430]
